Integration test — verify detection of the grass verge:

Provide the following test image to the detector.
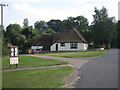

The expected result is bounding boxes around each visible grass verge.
[2,66,73,88]
[40,50,106,58]
[2,55,68,70]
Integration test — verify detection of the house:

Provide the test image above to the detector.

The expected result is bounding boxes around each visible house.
[32,27,88,51]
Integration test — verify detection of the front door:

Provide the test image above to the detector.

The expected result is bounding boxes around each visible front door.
[56,44,58,51]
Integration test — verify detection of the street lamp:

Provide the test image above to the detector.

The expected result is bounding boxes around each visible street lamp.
[0,3,8,26]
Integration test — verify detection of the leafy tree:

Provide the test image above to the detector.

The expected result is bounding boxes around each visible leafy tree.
[63,16,88,32]
[4,24,22,45]
[46,28,56,34]
[21,26,35,39]
[63,17,74,31]
[34,21,47,32]
[92,7,116,48]
[47,20,64,33]
[21,26,35,53]
[23,18,29,27]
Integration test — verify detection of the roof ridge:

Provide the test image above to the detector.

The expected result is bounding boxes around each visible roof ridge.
[72,27,87,43]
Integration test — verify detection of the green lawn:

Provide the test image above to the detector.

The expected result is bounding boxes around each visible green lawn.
[2,55,68,70]
[2,66,73,88]
[40,50,106,58]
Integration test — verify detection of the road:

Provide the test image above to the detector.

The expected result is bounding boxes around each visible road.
[74,49,118,88]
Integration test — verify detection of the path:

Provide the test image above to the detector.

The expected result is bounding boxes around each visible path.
[29,54,98,66]
[3,64,72,72]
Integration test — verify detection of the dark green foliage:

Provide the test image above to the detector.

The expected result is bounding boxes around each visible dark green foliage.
[63,16,88,32]
[34,20,47,32]
[3,22,40,54]
[92,7,116,48]
[20,26,39,53]
[47,20,64,33]
[21,26,35,39]
[4,24,22,45]
[46,28,56,34]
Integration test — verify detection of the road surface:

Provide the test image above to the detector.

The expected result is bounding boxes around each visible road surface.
[74,49,118,88]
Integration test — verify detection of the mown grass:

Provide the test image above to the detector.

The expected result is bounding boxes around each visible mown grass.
[2,55,68,70]
[40,50,106,58]
[2,66,73,88]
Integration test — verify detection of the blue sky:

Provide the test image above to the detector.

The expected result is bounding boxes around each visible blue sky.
[0,0,119,28]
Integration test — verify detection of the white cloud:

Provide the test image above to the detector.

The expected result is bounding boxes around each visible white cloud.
[1,0,119,27]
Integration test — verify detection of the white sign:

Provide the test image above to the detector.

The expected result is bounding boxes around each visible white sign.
[10,57,18,64]
[100,48,104,50]
[15,48,18,56]
[31,46,43,49]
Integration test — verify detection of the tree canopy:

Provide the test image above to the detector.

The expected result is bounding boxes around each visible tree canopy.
[47,20,64,33]
[92,7,116,48]
[2,6,118,55]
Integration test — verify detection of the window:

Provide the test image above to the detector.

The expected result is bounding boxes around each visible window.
[60,43,65,47]
[70,43,77,49]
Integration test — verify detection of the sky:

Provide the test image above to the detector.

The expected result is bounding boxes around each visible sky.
[0,0,119,28]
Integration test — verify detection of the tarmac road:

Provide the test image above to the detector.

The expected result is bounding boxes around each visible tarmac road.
[74,49,118,88]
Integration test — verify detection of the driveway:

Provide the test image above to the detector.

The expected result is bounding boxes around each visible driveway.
[74,49,118,88]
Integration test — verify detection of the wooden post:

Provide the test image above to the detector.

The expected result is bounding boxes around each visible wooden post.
[16,64,17,68]
[10,64,11,68]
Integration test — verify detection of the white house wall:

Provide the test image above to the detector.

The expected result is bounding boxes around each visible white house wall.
[51,43,57,51]
[50,43,88,51]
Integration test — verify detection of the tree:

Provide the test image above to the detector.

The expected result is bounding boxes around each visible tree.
[63,16,89,32]
[21,26,35,39]
[23,18,29,27]
[46,28,56,34]
[47,20,64,33]
[5,24,22,45]
[21,26,40,53]
[34,21,47,32]
[92,7,116,48]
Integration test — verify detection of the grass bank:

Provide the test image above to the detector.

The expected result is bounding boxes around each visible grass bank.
[40,50,106,58]
[2,55,68,70]
[2,66,73,88]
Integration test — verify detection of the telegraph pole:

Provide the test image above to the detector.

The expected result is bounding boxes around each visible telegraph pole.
[0,3,8,26]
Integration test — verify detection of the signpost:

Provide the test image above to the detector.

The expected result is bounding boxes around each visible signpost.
[9,46,19,68]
